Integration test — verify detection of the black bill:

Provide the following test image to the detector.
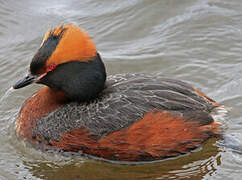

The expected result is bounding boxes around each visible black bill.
[12,73,38,89]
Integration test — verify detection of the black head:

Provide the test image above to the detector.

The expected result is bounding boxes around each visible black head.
[13,24,106,102]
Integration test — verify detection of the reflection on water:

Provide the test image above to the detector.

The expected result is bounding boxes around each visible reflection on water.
[23,139,220,180]
[0,0,242,179]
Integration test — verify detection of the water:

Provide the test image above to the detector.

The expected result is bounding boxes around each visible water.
[0,0,242,179]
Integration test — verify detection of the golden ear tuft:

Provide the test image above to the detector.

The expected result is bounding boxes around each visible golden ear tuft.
[41,29,51,47]
[52,25,65,36]
[42,24,97,69]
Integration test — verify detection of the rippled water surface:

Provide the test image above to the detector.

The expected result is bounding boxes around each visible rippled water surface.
[0,0,242,179]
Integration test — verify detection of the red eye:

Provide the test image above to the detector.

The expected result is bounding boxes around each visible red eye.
[47,64,56,72]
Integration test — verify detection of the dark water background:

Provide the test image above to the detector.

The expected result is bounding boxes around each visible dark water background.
[0,0,242,179]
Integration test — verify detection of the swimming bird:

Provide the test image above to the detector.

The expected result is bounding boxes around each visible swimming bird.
[13,24,225,162]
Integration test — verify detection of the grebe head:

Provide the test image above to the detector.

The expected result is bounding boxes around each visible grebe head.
[13,24,106,102]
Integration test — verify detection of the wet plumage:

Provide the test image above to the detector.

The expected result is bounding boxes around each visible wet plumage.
[33,73,216,140]
[13,24,225,162]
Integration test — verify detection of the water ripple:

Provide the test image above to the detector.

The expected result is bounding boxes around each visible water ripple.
[0,0,242,179]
